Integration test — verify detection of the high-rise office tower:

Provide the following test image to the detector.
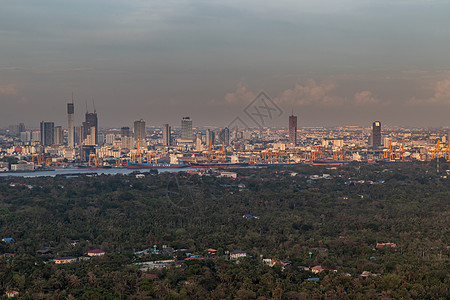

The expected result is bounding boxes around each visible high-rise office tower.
[134,119,146,145]
[206,129,215,147]
[121,127,130,137]
[74,126,83,145]
[289,114,297,145]
[181,117,193,141]
[18,123,25,133]
[85,108,98,145]
[40,121,55,146]
[372,121,382,148]
[67,101,74,148]
[54,126,63,145]
[219,127,230,146]
[162,124,171,146]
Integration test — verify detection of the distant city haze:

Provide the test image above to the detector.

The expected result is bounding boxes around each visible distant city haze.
[1,1,450,128]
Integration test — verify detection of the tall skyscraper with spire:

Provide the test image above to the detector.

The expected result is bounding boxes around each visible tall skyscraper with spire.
[67,94,74,148]
[289,113,297,145]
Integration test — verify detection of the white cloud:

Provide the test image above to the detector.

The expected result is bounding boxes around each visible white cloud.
[276,79,343,106]
[409,77,450,104]
[224,81,255,104]
[0,84,17,96]
[354,90,380,105]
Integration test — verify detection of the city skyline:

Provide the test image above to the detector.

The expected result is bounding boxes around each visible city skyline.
[2,1,450,127]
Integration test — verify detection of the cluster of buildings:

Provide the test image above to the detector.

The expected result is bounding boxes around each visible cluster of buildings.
[1,98,450,170]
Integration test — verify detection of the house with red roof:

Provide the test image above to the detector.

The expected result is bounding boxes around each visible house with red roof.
[311,265,337,274]
[376,242,397,249]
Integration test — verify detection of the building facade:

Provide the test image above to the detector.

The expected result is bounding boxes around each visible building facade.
[134,119,146,146]
[289,114,297,145]
[372,121,381,148]
[181,117,193,141]
[162,124,171,146]
[40,121,54,146]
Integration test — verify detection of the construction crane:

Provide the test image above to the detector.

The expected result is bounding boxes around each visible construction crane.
[395,139,405,160]
[217,141,226,161]
[31,154,43,166]
[429,140,441,160]
[45,158,52,167]
[333,149,344,161]
[203,141,213,161]
[442,142,450,161]
[88,154,101,167]
[383,140,394,160]
[311,146,322,161]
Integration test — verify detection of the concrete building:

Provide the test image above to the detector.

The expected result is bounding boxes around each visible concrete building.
[372,121,382,148]
[54,126,63,145]
[289,114,297,145]
[181,117,193,141]
[162,124,171,146]
[219,127,230,146]
[121,127,130,137]
[67,102,74,148]
[84,110,98,144]
[134,119,146,146]
[206,129,215,147]
[40,121,54,146]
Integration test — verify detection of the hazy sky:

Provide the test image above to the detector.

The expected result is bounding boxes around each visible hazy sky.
[1,0,450,129]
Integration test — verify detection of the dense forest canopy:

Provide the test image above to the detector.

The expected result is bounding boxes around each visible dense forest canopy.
[0,162,448,299]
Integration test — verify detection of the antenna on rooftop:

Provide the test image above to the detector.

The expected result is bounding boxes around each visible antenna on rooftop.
[92,98,96,113]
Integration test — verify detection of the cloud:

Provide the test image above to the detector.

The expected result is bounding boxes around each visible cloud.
[0,84,17,96]
[276,79,343,106]
[354,90,380,105]
[409,77,450,104]
[223,81,255,104]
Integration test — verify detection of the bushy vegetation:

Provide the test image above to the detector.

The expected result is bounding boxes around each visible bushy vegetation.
[0,162,448,299]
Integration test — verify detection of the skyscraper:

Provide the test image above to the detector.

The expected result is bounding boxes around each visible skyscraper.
[162,124,171,146]
[54,126,63,145]
[134,119,146,145]
[206,129,215,148]
[181,117,193,141]
[40,121,54,146]
[67,101,74,148]
[85,109,98,145]
[121,127,130,137]
[289,114,297,145]
[372,121,382,148]
[219,127,230,146]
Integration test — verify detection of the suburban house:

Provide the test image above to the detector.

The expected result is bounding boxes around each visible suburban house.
[53,257,77,264]
[262,258,291,269]
[5,291,19,298]
[230,250,247,260]
[87,249,105,257]
[207,248,217,257]
[311,265,337,273]
[376,242,397,249]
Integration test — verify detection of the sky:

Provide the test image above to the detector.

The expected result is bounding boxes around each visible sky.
[1,0,450,129]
